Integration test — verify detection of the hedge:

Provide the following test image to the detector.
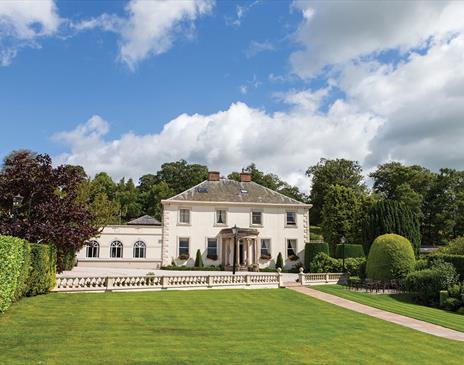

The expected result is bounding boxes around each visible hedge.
[0,236,30,313]
[27,244,56,296]
[304,242,329,271]
[13,238,31,301]
[366,234,415,281]
[429,254,464,281]
[194,249,204,268]
[335,244,364,259]
[160,265,222,271]
[310,252,365,276]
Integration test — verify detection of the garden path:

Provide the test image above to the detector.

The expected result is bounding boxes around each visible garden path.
[290,286,464,342]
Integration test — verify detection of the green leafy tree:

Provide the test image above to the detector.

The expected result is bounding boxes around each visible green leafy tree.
[422,169,464,245]
[306,158,366,224]
[321,185,362,254]
[370,162,435,219]
[115,178,142,222]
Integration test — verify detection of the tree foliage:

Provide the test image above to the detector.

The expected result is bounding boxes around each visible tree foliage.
[321,185,362,254]
[361,200,421,255]
[0,151,99,271]
[306,158,366,224]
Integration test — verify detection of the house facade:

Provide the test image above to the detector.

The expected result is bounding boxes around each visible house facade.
[76,215,163,269]
[77,171,311,270]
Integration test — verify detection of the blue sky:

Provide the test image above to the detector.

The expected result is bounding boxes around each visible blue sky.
[1,1,464,189]
[1,1,304,157]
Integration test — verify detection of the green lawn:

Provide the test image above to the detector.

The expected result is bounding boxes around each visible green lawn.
[0,289,463,365]
[314,285,464,333]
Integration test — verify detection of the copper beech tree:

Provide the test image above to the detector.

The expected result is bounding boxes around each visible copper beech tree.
[0,151,99,271]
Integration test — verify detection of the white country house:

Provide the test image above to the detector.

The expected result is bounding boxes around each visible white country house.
[77,171,311,270]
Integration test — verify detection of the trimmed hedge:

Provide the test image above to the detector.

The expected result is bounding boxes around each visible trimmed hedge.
[27,244,56,296]
[13,238,31,301]
[304,242,329,271]
[310,252,365,276]
[0,236,30,313]
[335,244,364,259]
[366,234,415,281]
[161,265,222,271]
[429,254,464,281]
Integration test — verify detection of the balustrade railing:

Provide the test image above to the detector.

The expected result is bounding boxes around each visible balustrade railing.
[53,270,343,292]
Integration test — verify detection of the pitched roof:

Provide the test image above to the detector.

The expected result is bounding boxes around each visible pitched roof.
[127,215,161,226]
[166,179,308,206]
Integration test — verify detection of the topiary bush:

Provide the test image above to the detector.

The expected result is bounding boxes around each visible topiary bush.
[366,234,415,281]
[276,252,284,269]
[361,200,421,255]
[194,249,204,268]
[0,236,30,313]
[26,244,55,296]
[304,242,329,272]
[335,244,364,259]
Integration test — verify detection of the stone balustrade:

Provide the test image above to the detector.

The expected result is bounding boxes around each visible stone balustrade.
[53,269,344,292]
[298,268,344,285]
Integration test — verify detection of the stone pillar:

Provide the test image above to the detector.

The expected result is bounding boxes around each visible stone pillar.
[299,267,305,286]
[245,239,249,266]
[235,239,240,266]
[221,237,225,266]
[277,268,283,288]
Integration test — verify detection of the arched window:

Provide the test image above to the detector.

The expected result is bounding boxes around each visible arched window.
[86,240,99,258]
[110,240,123,258]
[133,241,146,258]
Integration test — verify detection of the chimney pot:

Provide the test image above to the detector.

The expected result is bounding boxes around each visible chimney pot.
[240,172,251,182]
[208,171,220,181]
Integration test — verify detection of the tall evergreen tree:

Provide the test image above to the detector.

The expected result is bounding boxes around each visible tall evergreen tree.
[361,200,421,255]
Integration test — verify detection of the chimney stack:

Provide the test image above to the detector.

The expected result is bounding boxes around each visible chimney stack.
[207,171,220,181]
[239,171,251,183]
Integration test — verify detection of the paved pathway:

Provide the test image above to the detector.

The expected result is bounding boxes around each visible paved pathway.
[289,286,464,342]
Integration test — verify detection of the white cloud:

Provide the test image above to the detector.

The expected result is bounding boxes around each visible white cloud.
[245,40,275,58]
[75,0,214,70]
[0,0,61,65]
[226,1,260,27]
[239,85,248,94]
[54,93,380,190]
[290,0,464,79]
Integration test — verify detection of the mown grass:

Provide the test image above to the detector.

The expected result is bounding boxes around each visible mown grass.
[0,289,463,365]
[314,284,464,332]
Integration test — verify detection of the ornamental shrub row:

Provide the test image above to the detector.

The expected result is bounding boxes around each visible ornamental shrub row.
[0,235,56,313]
[335,244,365,259]
[310,252,365,276]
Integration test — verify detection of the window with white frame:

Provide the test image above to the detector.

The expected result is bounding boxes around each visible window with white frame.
[86,240,99,258]
[133,241,146,258]
[110,240,123,258]
[178,237,190,258]
[286,211,297,226]
[251,210,262,225]
[179,208,190,224]
[287,239,297,258]
[215,209,227,225]
[207,238,218,259]
[260,239,271,259]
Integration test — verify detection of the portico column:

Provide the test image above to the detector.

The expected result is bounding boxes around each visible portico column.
[255,238,259,264]
[235,239,240,266]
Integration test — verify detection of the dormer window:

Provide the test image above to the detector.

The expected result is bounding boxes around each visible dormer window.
[216,209,227,225]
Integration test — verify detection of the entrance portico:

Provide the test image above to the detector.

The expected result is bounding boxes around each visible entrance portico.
[219,227,259,270]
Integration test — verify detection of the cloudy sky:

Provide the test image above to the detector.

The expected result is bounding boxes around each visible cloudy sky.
[1,0,464,190]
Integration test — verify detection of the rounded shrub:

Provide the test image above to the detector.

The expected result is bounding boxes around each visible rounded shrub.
[335,244,364,259]
[366,234,415,281]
